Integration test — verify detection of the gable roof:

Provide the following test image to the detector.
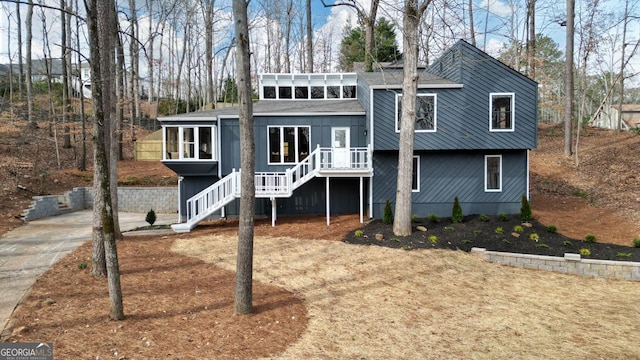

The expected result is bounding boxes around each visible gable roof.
[428,39,537,87]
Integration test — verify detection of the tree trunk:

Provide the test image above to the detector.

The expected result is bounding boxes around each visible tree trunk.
[468,0,475,46]
[16,2,23,95]
[363,0,380,72]
[61,0,72,149]
[564,0,574,156]
[393,0,430,237]
[617,0,629,132]
[76,0,87,171]
[233,0,255,316]
[306,0,313,72]
[87,0,124,320]
[526,0,536,80]
[204,0,215,104]
[26,0,35,128]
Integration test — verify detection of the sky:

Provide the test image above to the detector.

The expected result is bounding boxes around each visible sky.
[0,0,638,85]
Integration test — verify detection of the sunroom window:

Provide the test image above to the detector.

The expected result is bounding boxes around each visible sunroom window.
[490,93,515,131]
[268,126,310,164]
[396,94,437,132]
[163,125,216,161]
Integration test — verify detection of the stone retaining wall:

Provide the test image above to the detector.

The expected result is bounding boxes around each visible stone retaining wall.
[22,187,178,221]
[471,247,640,281]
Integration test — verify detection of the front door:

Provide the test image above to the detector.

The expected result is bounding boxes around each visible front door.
[331,127,350,168]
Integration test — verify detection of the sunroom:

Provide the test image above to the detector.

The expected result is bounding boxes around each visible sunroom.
[161,123,218,162]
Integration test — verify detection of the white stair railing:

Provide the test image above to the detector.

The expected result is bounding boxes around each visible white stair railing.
[173,145,372,233]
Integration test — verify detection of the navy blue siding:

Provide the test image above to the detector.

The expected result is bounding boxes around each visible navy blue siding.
[374,42,537,151]
[221,114,366,173]
[178,175,220,221]
[372,150,528,218]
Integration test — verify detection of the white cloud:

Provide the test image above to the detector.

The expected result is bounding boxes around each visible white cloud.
[477,0,513,18]
[484,37,506,57]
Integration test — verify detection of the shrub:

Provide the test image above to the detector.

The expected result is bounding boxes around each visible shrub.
[478,214,490,222]
[78,261,88,270]
[444,226,455,231]
[520,195,532,222]
[428,235,438,244]
[411,214,418,223]
[546,225,558,233]
[473,229,483,235]
[563,240,572,247]
[536,243,549,248]
[633,238,640,248]
[145,209,157,226]
[585,234,597,243]
[428,214,439,223]
[354,229,364,237]
[495,227,503,234]
[616,252,632,258]
[529,233,540,242]
[498,212,509,221]
[382,200,393,224]
[513,225,524,233]
[451,196,463,223]
[579,248,591,256]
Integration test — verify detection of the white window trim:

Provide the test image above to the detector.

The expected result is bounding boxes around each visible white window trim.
[395,93,437,133]
[489,92,515,132]
[484,154,502,192]
[267,125,311,165]
[162,125,217,161]
[412,155,420,192]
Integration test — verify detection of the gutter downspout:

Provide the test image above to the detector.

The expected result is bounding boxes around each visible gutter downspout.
[177,176,183,223]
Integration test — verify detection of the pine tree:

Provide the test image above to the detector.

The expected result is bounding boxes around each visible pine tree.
[451,196,463,223]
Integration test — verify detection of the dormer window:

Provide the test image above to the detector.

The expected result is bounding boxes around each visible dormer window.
[490,93,515,131]
[396,93,437,132]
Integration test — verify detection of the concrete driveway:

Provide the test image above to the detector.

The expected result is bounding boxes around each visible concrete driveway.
[0,210,176,337]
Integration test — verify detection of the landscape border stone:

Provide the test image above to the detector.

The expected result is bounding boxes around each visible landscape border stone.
[471,247,640,281]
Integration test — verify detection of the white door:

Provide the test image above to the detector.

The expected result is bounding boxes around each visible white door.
[331,127,350,168]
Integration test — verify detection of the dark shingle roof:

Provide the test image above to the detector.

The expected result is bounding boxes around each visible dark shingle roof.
[160,99,364,120]
[357,69,460,88]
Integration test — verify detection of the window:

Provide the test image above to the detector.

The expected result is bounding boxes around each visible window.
[295,86,308,99]
[311,86,324,99]
[327,86,340,99]
[279,87,292,99]
[268,126,310,164]
[490,93,514,131]
[163,126,216,161]
[263,86,276,99]
[412,156,420,192]
[343,85,356,99]
[396,94,437,132]
[485,155,502,192]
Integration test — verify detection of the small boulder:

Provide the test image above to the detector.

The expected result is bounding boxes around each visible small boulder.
[521,222,533,228]
[416,226,427,232]
[375,233,384,241]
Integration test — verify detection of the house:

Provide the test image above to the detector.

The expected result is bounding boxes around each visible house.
[595,104,640,130]
[159,40,538,233]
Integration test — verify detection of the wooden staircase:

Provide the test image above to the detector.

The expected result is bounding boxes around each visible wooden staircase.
[171,145,372,233]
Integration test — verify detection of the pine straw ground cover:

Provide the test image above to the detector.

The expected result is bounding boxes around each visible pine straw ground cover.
[4,214,640,359]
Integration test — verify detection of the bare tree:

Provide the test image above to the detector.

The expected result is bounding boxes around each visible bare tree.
[468,0,475,46]
[233,0,255,315]
[61,0,72,149]
[393,0,432,237]
[87,0,124,320]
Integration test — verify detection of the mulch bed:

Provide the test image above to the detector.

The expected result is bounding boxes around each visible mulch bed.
[343,214,640,262]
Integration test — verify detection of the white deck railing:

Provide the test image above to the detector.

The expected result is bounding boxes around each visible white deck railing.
[172,145,372,233]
